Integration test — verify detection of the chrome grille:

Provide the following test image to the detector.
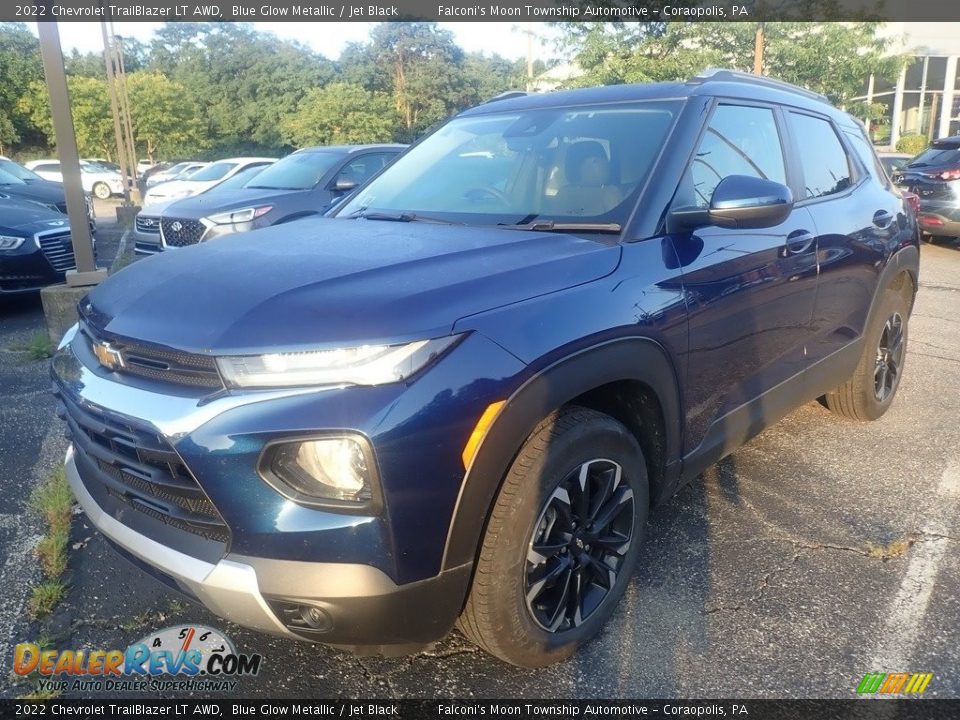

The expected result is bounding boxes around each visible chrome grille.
[135,214,161,234]
[36,230,77,273]
[80,322,224,390]
[56,389,229,543]
[160,217,205,246]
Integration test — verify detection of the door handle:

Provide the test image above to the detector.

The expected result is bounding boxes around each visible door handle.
[873,210,894,229]
[785,230,815,255]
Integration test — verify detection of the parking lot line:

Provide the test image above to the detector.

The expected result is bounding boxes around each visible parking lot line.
[868,458,960,671]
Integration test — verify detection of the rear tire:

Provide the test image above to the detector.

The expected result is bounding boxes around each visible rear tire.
[823,287,909,421]
[458,406,648,667]
[93,182,111,200]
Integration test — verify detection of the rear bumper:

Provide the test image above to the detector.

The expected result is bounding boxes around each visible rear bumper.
[919,212,960,237]
[66,444,470,649]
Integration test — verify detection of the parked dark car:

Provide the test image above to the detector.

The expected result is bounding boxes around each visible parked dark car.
[134,164,272,255]
[891,135,960,239]
[0,158,96,230]
[133,144,404,253]
[0,197,79,294]
[52,70,918,667]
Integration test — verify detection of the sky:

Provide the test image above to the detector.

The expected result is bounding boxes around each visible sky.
[40,22,562,62]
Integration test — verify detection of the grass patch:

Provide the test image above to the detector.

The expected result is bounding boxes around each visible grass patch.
[27,467,74,618]
[31,468,73,541]
[867,537,916,561]
[17,685,62,700]
[28,581,65,619]
[11,331,56,360]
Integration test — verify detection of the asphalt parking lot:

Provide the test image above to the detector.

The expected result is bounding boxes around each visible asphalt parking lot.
[1,234,958,699]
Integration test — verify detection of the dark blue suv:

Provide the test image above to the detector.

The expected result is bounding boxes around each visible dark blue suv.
[52,70,919,667]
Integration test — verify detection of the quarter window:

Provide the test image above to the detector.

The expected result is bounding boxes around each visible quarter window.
[788,113,853,200]
[678,104,786,209]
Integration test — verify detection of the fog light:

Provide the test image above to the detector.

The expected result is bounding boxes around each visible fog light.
[262,436,378,510]
[300,605,332,631]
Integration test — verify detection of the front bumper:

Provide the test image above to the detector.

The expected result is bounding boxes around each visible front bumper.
[51,327,524,648]
[67,444,471,648]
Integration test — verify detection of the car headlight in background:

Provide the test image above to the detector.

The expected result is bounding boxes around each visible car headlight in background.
[260,435,378,509]
[0,235,26,251]
[216,335,462,389]
[205,206,273,225]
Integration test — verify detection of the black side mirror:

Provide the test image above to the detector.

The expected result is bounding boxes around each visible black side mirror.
[333,177,358,193]
[669,175,794,232]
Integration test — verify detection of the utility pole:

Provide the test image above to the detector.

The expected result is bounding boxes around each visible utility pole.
[101,21,141,208]
[514,24,538,92]
[753,22,765,75]
[36,19,103,287]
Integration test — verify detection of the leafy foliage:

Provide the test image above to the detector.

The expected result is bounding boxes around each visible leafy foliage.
[282,83,399,146]
[896,134,927,155]
[558,22,905,106]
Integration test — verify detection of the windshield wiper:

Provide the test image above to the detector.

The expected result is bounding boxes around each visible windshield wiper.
[497,219,622,233]
[349,210,461,225]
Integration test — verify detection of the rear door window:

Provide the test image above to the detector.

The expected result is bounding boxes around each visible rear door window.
[787,113,854,200]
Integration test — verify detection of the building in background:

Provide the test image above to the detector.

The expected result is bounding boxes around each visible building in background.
[859,23,960,148]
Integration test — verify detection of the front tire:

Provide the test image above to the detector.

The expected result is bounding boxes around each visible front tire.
[824,286,910,420]
[92,182,111,200]
[458,406,648,667]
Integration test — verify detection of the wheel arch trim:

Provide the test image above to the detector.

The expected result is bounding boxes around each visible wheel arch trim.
[440,336,683,572]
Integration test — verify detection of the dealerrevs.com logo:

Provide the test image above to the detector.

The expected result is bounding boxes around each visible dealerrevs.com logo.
[13,625,262,693]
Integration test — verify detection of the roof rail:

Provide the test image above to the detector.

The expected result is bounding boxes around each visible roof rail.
[687,68,829,103]
[485,90,528,104]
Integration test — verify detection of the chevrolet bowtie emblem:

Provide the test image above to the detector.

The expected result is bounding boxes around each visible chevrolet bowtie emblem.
[93,341,123,371]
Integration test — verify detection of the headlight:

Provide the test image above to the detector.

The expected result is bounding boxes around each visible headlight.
[0,235,26,251]
[206,206,273,225]
[216,335,461,389]
[260,435,378,509]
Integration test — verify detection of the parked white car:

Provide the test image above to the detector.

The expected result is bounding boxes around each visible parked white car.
[142,157,276,208]
[144,161,208,188]
[25,159,124,199]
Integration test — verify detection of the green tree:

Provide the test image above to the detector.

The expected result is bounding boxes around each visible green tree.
[281,83,399,146]
[367,23,466,140]
[558,22,904,107]
[148,23,335,154]
[0,110,18,155]
[0,23,44,149]
[18,76,114,158]
[127,72,205,163]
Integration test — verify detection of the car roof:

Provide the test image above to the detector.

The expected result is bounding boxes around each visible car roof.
[931,135,960,147]
[213,157,278,164]
[460,69,856,128]
[294,144,406,155]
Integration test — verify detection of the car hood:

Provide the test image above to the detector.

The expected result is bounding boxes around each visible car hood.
[162,187,305,220]
[0,181,66,207]
[0,200,70,234]
[84,218,621,355]
[146,179,214,200]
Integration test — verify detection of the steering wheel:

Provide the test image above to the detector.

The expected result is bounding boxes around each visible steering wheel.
[463,185,511,209]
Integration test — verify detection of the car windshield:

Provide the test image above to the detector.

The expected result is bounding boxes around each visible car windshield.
[907,145,960,168]
[207,164,269,191]
[246,152,343,190]
[0,159,44,182]
[339,101,679,228]
[188,162,238,182]
[0,167,27,185]
[80,162,109,175]
[165,162,192,175]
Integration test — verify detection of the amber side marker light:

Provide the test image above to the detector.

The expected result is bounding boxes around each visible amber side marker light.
[462,400,506,470]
